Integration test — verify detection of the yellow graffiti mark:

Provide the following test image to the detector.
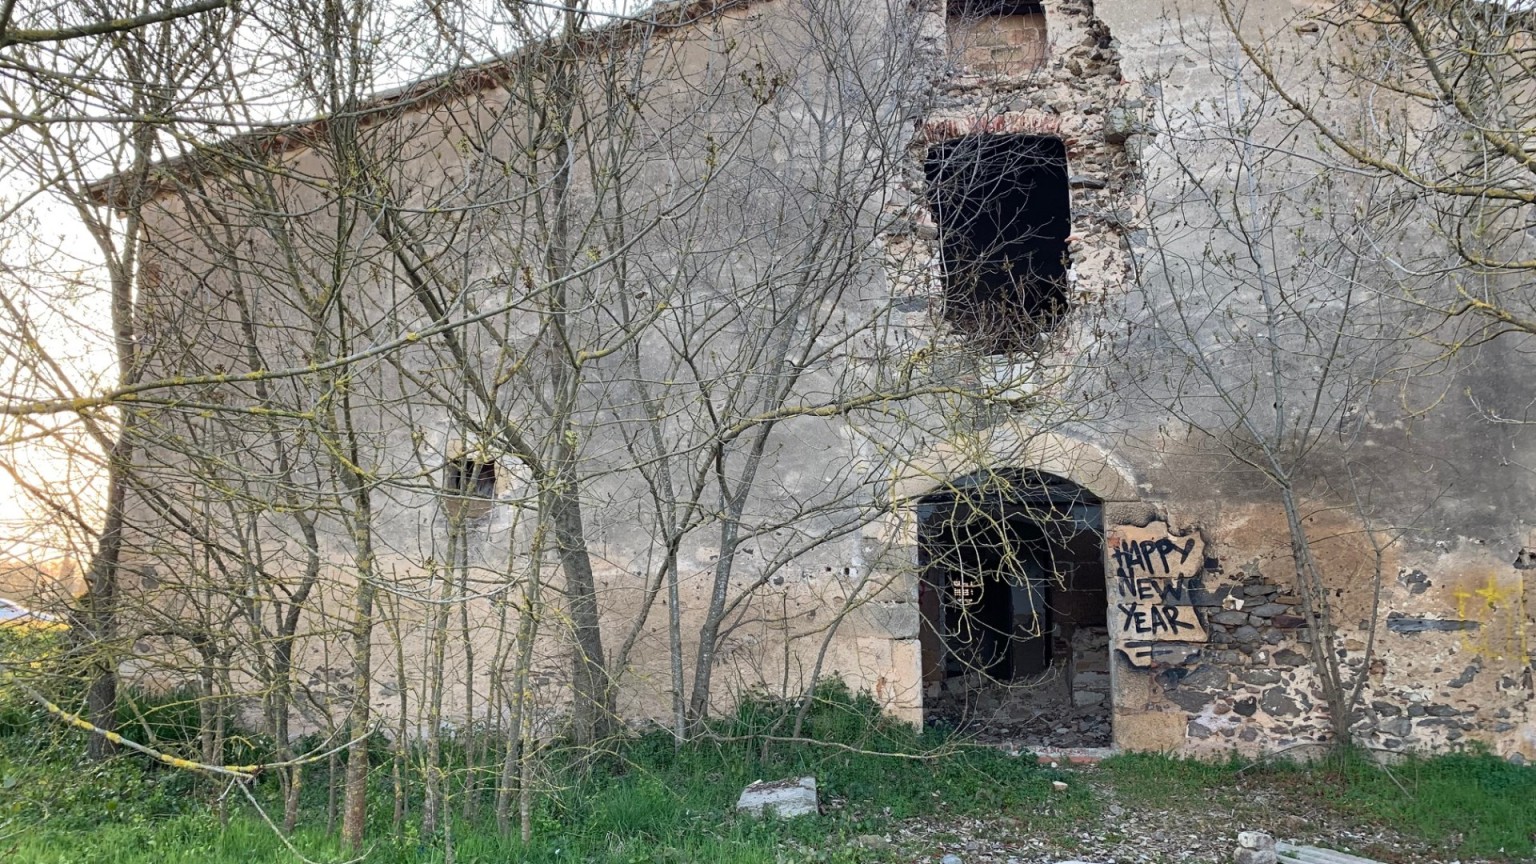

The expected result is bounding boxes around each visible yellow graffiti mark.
[1452,572,1530,666]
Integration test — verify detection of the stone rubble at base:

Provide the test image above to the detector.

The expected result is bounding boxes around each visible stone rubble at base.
[733,776,818,818]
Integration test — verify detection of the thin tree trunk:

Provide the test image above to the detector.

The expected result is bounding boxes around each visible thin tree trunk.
[82,465,126,760]
[543,482,612,745]
[340,546,376,851]
[423,540,454,837]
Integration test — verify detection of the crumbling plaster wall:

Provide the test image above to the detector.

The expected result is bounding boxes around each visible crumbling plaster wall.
[117,0,1536,761]
[1076,0,1536,760]
[882,0,1534,760]
[120,0,959,737]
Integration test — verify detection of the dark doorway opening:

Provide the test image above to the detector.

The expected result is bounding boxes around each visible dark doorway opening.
[917,469,1110,747]
[925,134,1071,353]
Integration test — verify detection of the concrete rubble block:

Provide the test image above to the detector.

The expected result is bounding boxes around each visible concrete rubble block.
[1276,842,1388,864]
[1236,831,1278,864]
[851,834,892,851]
[1238,831,1276,850]
[735,776,818,818]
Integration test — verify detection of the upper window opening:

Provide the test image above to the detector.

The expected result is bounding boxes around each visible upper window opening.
[924,134,1071,354]
[947,0,1047,75]
[444,456,497,519]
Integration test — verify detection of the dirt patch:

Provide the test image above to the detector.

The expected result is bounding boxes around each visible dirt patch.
[867,764,1510,864]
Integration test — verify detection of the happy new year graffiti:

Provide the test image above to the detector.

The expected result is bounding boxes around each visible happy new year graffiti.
[1106,523,1209,668]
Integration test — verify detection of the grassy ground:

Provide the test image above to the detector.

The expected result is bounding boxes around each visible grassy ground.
[1099,751,1536,861]
[1,682,1532,863]
[1,683,1086,864]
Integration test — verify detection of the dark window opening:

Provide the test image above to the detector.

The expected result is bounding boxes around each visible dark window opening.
[444,457,497,519]
[925,134,1071,353]
[948,0,1042,15]
[917,469,1110,747]
[946,0,1047,75]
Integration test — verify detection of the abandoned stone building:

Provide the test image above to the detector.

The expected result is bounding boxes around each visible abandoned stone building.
[100,0,1535,763]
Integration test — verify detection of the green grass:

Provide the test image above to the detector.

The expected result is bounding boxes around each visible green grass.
[1101,748,1536,860]
[1097,750,1245,806]
[1337,751,1536,857]
[3,684,1532,863]
[0,682,1078,863]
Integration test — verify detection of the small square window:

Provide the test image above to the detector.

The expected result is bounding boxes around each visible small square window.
[444,457,497,519]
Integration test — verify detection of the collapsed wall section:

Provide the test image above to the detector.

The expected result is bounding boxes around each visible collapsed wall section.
[872,0,1144,743]
[883,0,1142,365]
[877,0,1535,764]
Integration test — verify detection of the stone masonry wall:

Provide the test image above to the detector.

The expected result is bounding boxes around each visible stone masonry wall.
[1105,506,1534,762]
[882,0,1141,370]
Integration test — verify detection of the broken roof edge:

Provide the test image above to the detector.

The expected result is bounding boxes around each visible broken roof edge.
[85,0,762,209]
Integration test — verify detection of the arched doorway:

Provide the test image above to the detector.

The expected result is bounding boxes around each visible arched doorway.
[917,468,1111,747]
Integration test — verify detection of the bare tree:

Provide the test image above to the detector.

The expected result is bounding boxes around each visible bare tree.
[0,0,1122,851]
[1213,0,1536,345]
[1121,3,1481,747]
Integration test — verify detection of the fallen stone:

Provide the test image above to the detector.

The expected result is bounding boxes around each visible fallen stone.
[735,776,817,818]
[1236,832,1278,864]
[1238,831,1276,850]
[941,855,963,864]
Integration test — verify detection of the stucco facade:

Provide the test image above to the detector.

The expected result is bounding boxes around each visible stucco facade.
[112,0,1535,762]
